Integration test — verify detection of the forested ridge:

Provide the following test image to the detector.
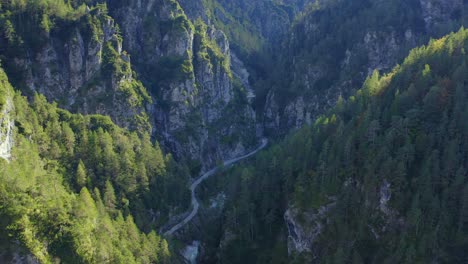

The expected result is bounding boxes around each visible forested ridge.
[202,28,468,263]
[0,1,197,263]
[259,0,468,135]
[0,65,189,263]
[0,0,468,263]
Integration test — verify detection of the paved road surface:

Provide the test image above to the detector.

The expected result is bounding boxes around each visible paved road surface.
[164,139,268,236]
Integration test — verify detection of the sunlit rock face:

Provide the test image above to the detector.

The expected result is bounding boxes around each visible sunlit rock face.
[110,0,258,170]
[1,9,150,130]
[0,96,14,161]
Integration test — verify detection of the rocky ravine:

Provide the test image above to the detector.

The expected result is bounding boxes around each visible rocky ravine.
[164,138,268,236]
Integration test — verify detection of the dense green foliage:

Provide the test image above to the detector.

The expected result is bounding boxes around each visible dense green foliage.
[202,29,468,263]
[2,1,468,263]
[8,0,88,21]
[262,0,468,116]
[0,0,87,50]
[0,66,191,262]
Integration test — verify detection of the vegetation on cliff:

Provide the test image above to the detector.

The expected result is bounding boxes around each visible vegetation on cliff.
[204,28,468,263]
[0,61,191,262]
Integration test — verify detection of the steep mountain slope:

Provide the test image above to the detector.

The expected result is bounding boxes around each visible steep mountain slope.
[107,0,258,171]
[0,0,261,173]
[203,28,468,263]
[1,1,468,263]
[0,1,265,262]
[263,0,467,134]
[178,0,306,53]
[0,66,179,263]
[176,0,311,112]
[0,3,152,130]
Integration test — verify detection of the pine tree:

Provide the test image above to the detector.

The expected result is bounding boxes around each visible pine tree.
[61,122,75,154]
[76,160,87,188]
[159,239,171,264]
[103,180,117,214]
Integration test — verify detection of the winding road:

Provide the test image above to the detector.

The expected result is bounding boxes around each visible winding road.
[164,138,268,236]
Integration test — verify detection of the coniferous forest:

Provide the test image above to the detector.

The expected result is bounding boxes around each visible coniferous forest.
[0,0,467,263]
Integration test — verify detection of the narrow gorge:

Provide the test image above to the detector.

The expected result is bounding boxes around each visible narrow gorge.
[0,0,467,263]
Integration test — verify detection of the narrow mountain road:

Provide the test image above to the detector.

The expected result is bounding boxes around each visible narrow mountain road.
[164,138,268,236]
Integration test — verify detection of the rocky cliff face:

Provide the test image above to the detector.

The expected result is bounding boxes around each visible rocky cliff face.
[0,1,259,170]
[179,0,307,53]
[0,7,151,130]
[264,28,419,133]
[109,0,257,170]
[284,204,334,257]
[0,93,14,161]
[0,248,38,264]
[263,0,467,135]
[419,0,464,32]
[284,179,406,259]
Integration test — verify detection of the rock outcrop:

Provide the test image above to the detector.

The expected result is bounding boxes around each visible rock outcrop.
[284,178,406,256]
[0,247,39,264]
[419,0,464,32]
[0,7,150,129]
[376,179,404,234]
[110,0,258,170]
[181,241,200,264]
[0,1,259,170]
[284,203,336,257]
[263,0,467,135]
[0,95,14,161]
[178,0,307,51]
